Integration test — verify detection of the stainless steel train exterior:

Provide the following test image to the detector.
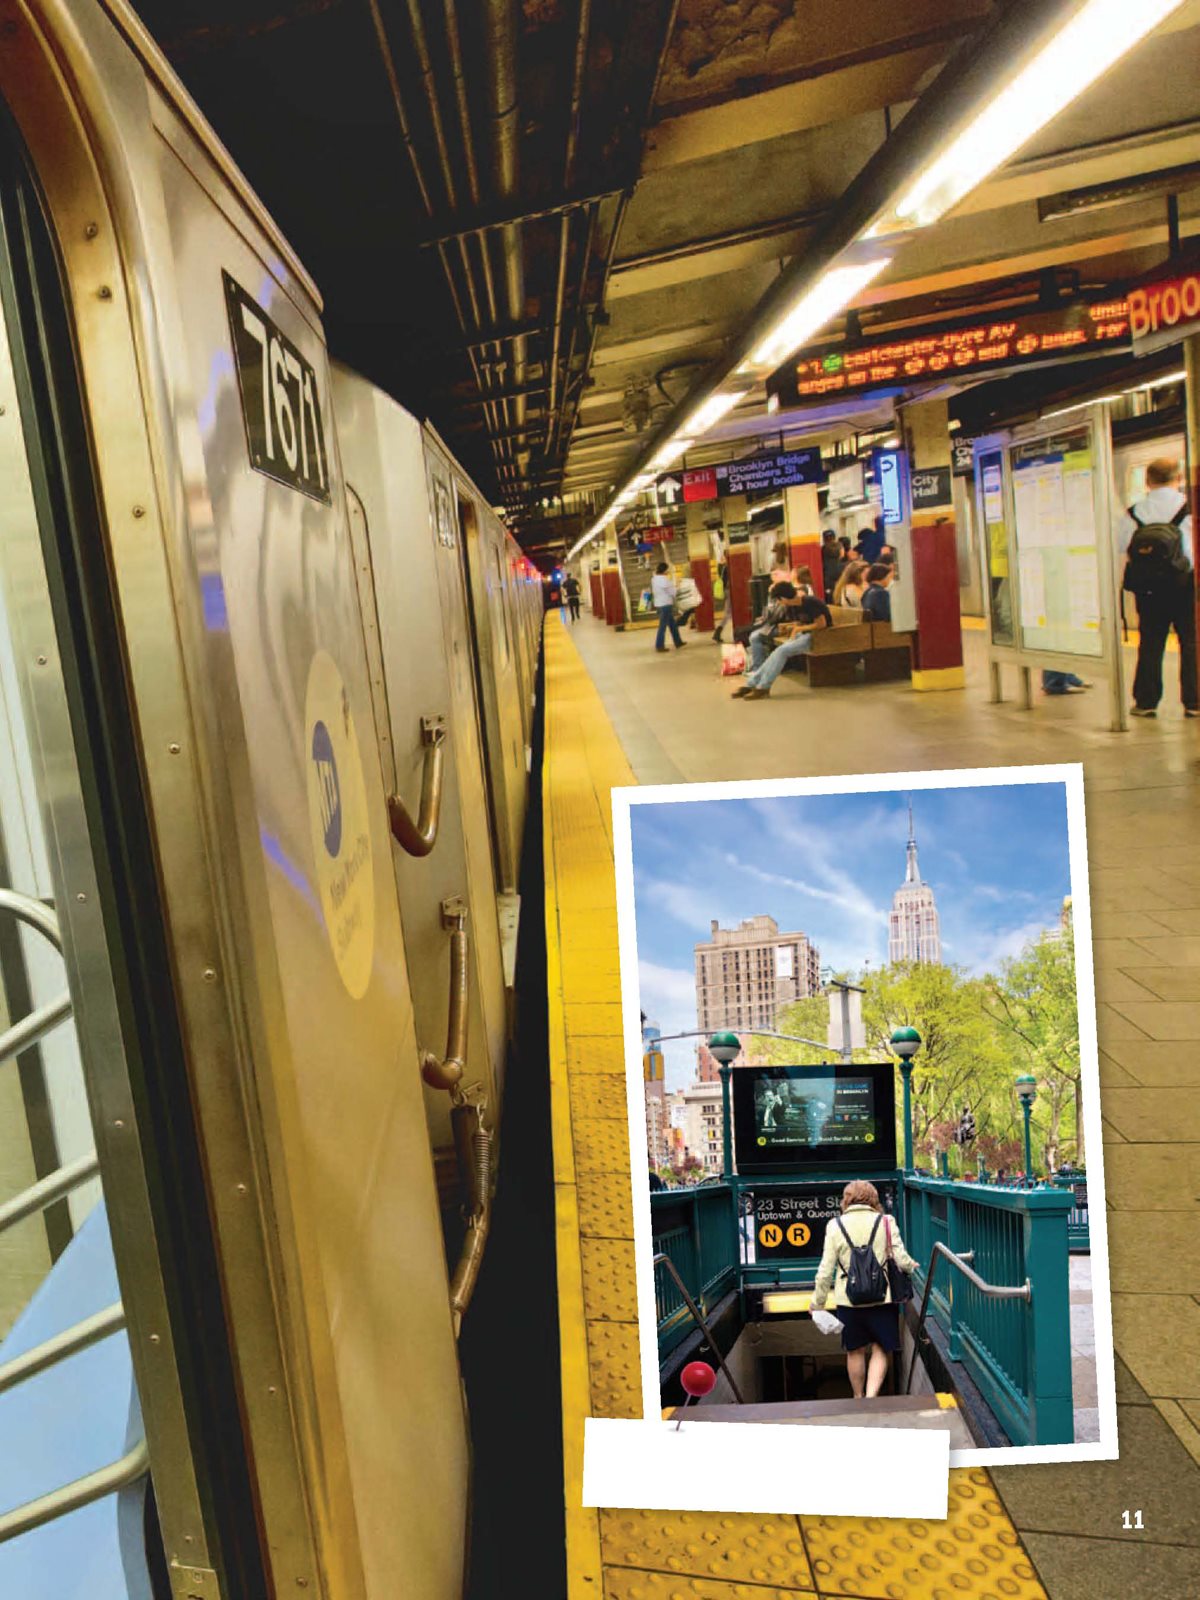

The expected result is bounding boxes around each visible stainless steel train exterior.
[0,2,541,1596]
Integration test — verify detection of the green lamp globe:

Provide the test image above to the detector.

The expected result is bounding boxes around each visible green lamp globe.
[890,1026,922,1061]
[1014,1073,1038,1105]
[708,1031,742,1066]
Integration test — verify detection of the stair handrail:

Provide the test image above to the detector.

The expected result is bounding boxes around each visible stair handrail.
[904,1241,1031,1394]
[652,1251,744,1405]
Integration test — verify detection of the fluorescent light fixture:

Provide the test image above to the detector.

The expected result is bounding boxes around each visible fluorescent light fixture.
[649,435,696,473]
[891,0,1187,230]
[1043,394,1123,419]
[749,496,784,517]
[748,256,891,370]
[1124,368,1186,393]
[680,388,747,437]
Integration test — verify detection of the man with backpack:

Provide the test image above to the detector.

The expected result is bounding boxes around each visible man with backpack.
[1120,458,1198,718]
[563,572,581,622]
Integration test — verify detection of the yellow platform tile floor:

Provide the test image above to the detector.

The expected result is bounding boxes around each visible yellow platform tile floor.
[542,614,1050,1600]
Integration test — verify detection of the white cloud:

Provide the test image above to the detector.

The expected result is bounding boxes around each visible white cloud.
[638,960,698,1025]
[638,876,728,938]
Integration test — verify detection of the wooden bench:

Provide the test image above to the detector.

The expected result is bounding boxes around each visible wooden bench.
[774,604,912,687]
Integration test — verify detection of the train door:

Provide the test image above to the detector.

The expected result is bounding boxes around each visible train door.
[331,367,509,1161]
[452,494,525,896]
[1,13,467,1597]
[0,104,260,1598]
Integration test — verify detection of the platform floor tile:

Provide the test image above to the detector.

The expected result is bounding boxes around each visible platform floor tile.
[600,1509,814,1589]
[803,1470,1046,1599]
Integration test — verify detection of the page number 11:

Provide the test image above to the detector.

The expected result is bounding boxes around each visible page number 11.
[1121,1510,1144,1531]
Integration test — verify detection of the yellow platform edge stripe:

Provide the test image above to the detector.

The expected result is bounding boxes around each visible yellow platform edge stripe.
[543,617,605,1593]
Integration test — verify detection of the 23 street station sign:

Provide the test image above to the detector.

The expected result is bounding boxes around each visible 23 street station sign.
[767,297,1130,408]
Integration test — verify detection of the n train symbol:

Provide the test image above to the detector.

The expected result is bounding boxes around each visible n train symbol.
[311,720,342,857]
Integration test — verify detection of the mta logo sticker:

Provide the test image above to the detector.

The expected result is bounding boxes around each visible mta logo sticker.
[311,720,342,857]
[304,650,374,999]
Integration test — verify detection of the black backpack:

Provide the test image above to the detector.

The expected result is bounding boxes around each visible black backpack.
[1123,504,1190,598]
[835,1214,888,1305]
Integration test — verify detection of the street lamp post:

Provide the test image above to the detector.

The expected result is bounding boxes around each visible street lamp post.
[890,1027,922,1173]
[1015,1074,1038,1185]
[707,1032,743,1276]
[707,1033,741,1181]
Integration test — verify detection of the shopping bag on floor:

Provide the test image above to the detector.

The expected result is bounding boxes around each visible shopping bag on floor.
[720,642,746,676]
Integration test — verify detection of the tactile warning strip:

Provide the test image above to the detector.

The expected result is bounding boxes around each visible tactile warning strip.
[600,1510,814,1589]
[542,617,1050,1600]
[804,1469,1046,1598]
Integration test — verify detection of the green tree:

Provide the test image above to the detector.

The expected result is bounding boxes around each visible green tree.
[984,933,1081,1168]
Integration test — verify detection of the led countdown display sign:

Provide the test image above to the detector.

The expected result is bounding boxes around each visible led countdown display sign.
[768,298,1130,408]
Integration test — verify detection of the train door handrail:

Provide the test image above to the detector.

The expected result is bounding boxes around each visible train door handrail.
[652,1251,744,1405]
[904,1240,1031,1395]
[388,715,448,856]
[0,887,147,1546]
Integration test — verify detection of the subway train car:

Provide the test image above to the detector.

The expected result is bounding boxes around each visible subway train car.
[0,2,540,1596]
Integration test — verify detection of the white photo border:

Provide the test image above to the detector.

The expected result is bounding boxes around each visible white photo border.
[611,760,1117,1474]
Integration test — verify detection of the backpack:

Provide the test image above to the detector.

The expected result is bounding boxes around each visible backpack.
[835,1214,888,1305]
[1123,504,1190,598]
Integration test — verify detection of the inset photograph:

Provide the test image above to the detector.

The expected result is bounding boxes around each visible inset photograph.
[614,765,1115,1465]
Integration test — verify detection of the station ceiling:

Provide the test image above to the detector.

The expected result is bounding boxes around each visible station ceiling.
[133,1,1200,549]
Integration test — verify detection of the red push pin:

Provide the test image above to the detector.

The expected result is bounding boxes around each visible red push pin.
[675,1361,716,1429]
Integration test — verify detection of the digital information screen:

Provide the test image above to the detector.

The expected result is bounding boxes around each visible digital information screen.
[767,298,1130,409]
[733,1063,897,1174]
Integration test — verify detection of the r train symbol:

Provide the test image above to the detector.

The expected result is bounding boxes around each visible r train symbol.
[311,720,342,857]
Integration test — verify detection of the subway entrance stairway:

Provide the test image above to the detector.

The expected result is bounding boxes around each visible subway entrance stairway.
[540,610,1200,1600]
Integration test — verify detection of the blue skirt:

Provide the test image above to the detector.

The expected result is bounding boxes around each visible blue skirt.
[834,1303,901,1353]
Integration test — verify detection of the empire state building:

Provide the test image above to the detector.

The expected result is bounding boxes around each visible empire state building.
[888,802,942,964]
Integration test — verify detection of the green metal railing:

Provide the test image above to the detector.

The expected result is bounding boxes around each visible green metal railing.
[650,1185,739,1358]
[904,1174,1074,1446]
[1049,1170,1090,1252]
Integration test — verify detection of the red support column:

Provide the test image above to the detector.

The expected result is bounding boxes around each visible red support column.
[590,570,605,619]
[910,517,965,689]
[727,547,753,628]
[691,556,715,631]
[602,567,625,626]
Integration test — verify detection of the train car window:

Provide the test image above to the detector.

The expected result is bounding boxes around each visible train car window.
[489,544,512,668]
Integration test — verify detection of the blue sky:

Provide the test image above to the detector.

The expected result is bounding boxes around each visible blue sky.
[630,782,1072,1090]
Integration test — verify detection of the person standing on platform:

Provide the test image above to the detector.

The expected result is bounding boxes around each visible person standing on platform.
[563,572,581,622]
[821,531,841,597]
[651,561,686,653]
[1120,458,1198,718]
[856,519,886,565]
[860,562,894,621]
[713,543,733,643]
[770,540,797,586]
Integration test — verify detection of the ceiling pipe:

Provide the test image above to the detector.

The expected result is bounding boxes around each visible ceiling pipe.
[554,0,682,481]
[483,0,529,475]
[573,0,1147,549]
[547,0,594,435]
[366,0,512,483]
[443,0,507,465]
